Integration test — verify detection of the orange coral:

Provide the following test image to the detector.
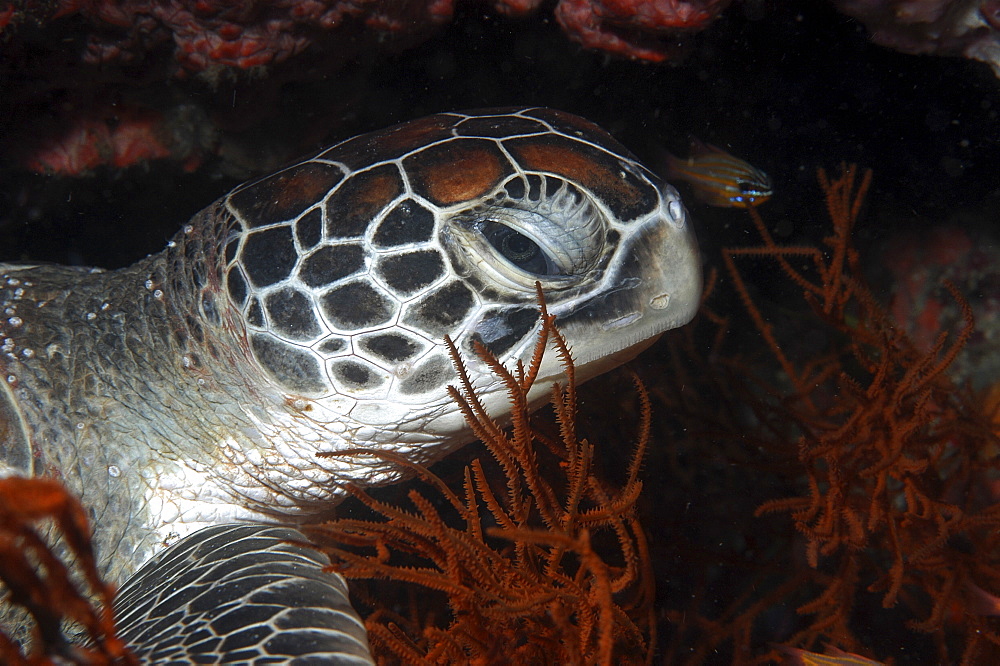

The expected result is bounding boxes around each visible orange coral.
[307,289,655,664]
[653,165,1000,664]
[0,477,136,665]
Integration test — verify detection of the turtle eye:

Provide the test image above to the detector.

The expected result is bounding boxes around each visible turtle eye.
[480,220,561,276]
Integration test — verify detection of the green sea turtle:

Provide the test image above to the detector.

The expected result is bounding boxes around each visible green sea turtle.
[0,108,701,662]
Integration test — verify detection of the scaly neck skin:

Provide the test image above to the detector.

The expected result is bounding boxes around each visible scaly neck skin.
[0,202,485,588]
[0,203,350,584]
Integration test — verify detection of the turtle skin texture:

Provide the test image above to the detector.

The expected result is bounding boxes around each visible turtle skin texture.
[0,108,701,661]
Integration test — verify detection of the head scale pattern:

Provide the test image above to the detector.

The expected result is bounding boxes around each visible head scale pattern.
[221,107,699,418]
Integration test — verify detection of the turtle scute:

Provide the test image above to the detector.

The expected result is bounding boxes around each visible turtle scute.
[222,108,700,414]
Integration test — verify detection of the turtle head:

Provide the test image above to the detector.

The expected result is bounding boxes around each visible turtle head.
[221,108,700,461]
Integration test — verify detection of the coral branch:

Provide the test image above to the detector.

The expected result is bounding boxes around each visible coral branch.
[655,164,1000,662]
[308,299,655,663]
[0,478,136,664]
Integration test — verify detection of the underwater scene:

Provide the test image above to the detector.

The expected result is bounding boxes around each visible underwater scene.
[2,1,1000,663]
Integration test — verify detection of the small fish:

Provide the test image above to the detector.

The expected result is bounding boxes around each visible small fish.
[664,139,772,208]
[962,580,1000,616]
[774,644,885,666]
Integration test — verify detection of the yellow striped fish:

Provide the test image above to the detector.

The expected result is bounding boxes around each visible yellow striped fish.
[665,139,772,208]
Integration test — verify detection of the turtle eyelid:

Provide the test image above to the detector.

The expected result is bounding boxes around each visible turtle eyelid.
[478,220,564,277]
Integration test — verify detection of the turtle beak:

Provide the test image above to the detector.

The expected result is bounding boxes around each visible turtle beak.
[551,188,702,379]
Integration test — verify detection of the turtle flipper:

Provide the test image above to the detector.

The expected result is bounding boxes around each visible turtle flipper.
[114,523,373,664]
